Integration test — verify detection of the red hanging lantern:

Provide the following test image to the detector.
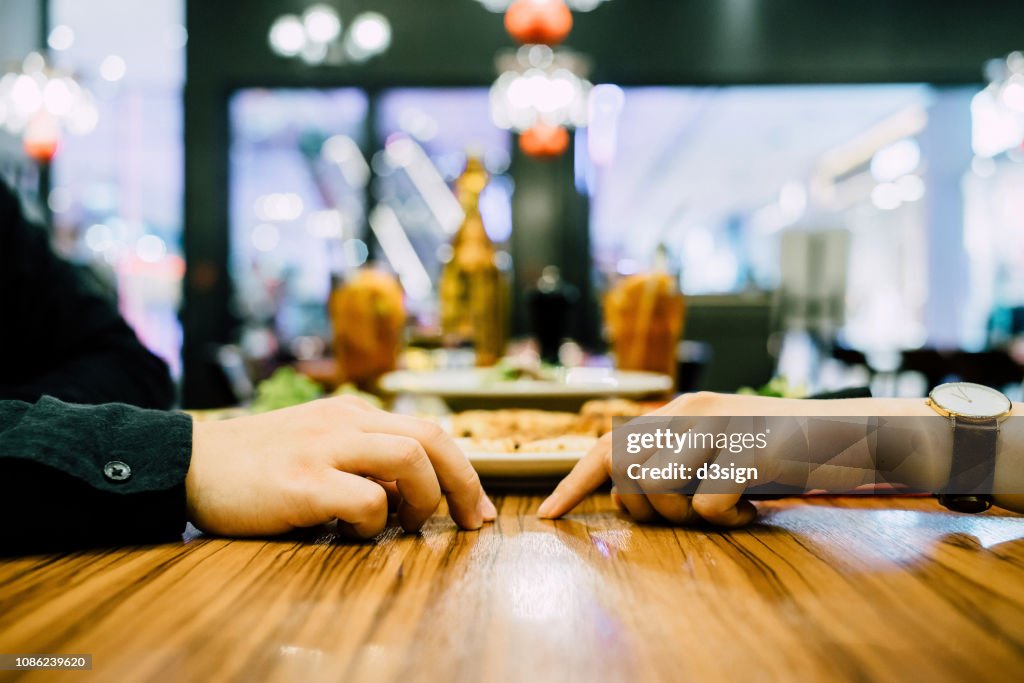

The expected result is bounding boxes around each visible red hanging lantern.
[22,111,60,164]
[519,123,570,158]
[504,0,573,46]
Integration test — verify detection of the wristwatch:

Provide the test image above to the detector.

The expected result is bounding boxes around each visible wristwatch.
[926,382,1012,513]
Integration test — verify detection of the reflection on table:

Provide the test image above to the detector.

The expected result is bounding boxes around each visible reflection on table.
[3,496,1024,681]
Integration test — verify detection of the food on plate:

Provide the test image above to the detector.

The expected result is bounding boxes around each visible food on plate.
[736,376,805,398]
[251,367,324,413]
[451,399,654,453]
[517,436,602,453]
[251,367,383,413]
[329,268,406,387]
[481,356,559,384]
[452,409,580,440]
[604,269,685,380]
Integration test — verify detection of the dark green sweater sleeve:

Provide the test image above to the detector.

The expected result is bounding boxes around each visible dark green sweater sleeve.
[0,397,192,554]
[0,182,175,409]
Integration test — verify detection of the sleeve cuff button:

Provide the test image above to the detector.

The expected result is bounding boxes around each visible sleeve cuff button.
[103,460,132,482]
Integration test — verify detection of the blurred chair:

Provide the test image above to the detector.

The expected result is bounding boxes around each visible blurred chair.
[829,345,1024,397]
[680,293,775,393]
[875,348,1023,392]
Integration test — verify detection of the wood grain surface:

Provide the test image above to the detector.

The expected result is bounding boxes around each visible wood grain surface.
[3,495,1024,682]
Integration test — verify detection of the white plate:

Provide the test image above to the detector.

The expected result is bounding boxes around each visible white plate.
[462,447,587,478]
[380,367,672,411]
[433,419,590,478]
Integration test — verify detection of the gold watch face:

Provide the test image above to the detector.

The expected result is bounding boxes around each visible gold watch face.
[928,382,1011,419]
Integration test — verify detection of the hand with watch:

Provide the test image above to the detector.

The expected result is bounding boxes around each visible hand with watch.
[926,382,1013,513]
[539,388,1024,526]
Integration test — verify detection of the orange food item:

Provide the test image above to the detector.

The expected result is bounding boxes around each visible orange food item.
[328,269,406,388]
[604,273,685,381]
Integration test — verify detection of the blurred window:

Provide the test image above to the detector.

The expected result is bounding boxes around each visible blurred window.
[227,87,511,360]
[374,88,512,321]
[580,84,966,352]
[229,88,370,357]
[46,0,186,375]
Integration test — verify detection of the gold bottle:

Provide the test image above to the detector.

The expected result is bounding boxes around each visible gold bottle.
[439,156,508,366]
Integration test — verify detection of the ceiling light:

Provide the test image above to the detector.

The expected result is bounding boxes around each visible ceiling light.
[870,139,920,182]
[269,7,392,65]
[871,183,902,211]
[269,15,306,57]
[99,55,127,82]
[47,25,74,51]
[303,5,342,44]
[350,12,391,55]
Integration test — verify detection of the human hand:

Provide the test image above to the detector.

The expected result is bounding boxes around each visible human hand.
[186,395,496,539]
[537,392,945,527]
[537,392,759,527]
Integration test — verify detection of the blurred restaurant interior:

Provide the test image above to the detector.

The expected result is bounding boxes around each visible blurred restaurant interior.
[2,0,1024,409]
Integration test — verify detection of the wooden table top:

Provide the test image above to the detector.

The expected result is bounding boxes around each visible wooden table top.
[3,495,1024,682]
